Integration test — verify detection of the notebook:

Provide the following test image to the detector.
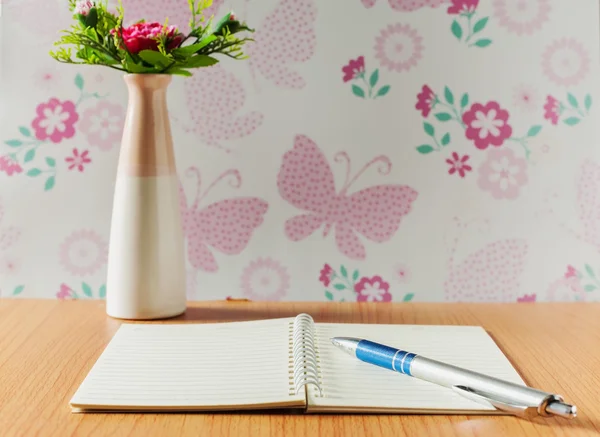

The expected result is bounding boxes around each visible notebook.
[70,314,526,414]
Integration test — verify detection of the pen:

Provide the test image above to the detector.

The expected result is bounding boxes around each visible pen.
[331,337,576,419]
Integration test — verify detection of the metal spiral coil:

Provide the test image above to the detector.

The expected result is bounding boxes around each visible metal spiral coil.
[289,313,323,396]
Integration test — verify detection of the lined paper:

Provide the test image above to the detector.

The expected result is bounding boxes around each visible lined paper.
[307,323,526,413]
[70,318,305,411]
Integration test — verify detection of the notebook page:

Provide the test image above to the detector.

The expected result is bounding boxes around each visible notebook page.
[307,323,525,413]
[70,318,305,411]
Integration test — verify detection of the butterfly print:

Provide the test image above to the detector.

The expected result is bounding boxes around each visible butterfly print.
[361,0,447,12]
[122,0,223,32]
[246,0,317,89]
[443,219,528,302]
[179,166,268,272]
[277,134,418,260]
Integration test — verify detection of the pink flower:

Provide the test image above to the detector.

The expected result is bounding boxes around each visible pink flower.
[447,0,479,14]
[564,265,578,279]
[493,0,551,36]
[545,277,586,302]
[512,84,539,113]
[56,284,75,300]
[31,98,79,144]
[463,101,513,150]
[0,155,22,176]
[415,85,436,117]
[65,149,92,172]
[319,264,334,286]
[517,293,536,303]
[542,38,590,87]
[355,276,392,302]
[74,0,94,16]
[543,95,561,125]
[446,152,472,178]
[79,100,124,151]
[59,230,108,276]
[241,258,290,301]
[342,56,365,82]
[393,263,411,284]
[374,23,424,73]
[477,148,528,200]
[112,22,184,54]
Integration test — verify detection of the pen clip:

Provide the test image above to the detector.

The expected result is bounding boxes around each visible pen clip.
[452,385,539,419]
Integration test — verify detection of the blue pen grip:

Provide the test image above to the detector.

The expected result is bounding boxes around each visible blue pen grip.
[356,340,416,376]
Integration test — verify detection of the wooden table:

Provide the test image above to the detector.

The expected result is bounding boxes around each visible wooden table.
[1,300,599,437]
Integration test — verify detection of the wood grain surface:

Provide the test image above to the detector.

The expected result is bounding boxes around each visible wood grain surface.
[1,300,599,437]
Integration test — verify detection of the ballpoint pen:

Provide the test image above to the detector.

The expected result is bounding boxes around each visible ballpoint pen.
[331,337,577,419]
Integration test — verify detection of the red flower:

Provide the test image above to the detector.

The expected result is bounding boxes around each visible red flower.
[354,276,391,302]
[517,294,536,303]
[65,148,92,172]
[112,22,184,54]
[342,56,365,82]
[0,155,22,176]
[463,101,513,150]
[415,85,436,117]
[564,265,578,279]
[56,284,75,300]
[319,264,334,286]
[543,95,561,125]
[447,0,479,14]
[446,152,472,178]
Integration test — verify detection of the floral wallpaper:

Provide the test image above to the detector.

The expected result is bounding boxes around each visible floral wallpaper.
[1,0,599,304]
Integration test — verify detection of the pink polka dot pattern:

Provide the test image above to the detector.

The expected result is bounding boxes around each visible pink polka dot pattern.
[184,65,263,147]
[122,0,223,32]
[577,160,600,252]
[360,0,447,11]
[247,0,317,89]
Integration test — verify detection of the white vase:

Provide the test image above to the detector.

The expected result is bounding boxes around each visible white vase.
[106,74,186,320]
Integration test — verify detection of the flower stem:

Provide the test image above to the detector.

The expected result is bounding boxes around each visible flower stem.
[436,101,466,128]
[507,137,531,160]
[464,13,474,44]
[360,74,372,99]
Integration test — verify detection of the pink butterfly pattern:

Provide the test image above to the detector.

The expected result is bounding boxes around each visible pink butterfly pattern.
[444,219,528,302]
[179,166,268,272]
[183,65,263,151]
[360,0,448,12]
[277,135,418,260]
[122,0,223,32]
[246,0,317,89]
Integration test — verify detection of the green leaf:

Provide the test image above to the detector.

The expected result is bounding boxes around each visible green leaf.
[12,285,24,296]
[435,112,452,121]
[460,93,469,108]
[99,285,106,299]
[173,36,217,55]
[340,265,348,278]
[82,282,93,298]
[352,270,359,281]
[74,73,84,90]
[444,86,454,105]
[123,54,156,73]
[138,50,172,67]
[416,145,435,154]
[567,93,578,108]
[441,133,451,146]
[473,17,488,33]
[44,176,55,191]
[352,85,365,98]
[376,85,391,97]
[527,125,542,137]
[334,283,347,290]
[451,20,463,40]
[5,140,22,147]
[183,55,219,68]
[19,126,31,137]
[423,122,435,137]
[473,39,492,47]
[85,7,98,28]
[585,264,595,277]
[45,157,56,167]
[564,117,581,126]
[166,68,193,77]
[584,284,597,292]
[369,69,379,88]
[27,168,42,177]
[402,293,414,302]
[585,94,592,112]
[324,290,334,301]
[24,148,36,163]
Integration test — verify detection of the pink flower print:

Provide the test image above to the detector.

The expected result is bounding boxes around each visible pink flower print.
[31,98,78,144]
[542,38,590,87]
[342,56,365,82]
[478,148,528,199]
[564,265,578,279]
[492,0,551,35]
[32,67,63,91]
[463,101,513,150]
[79,100,124,151]
[374,23,424,73]
[0,255,20,276]
[319,264,334,286]
[362,0,447,11]
[543,96,561,125]
[416,85,436,117]
[240,258,290,301]
[65,149,92,172]
[0,155,23,176]
[512,84,539,113]
[59,230,108,276]
[56,283,75,300]
[393,263,411,284]
[545,277,586,302]
[517,293,536,303]
[446,152,472,178]
[355,276,392,302]
[447,0,479,14]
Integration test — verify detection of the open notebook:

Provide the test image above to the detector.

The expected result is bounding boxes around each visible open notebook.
[70,314,526,413]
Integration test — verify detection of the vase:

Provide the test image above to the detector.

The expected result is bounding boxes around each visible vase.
[106,74,186,320]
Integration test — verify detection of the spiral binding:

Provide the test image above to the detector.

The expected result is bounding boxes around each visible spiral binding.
[289,313,323,396]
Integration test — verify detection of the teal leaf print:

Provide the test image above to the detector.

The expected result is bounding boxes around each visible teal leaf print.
[441,133,451,146]
[75,73,84,90]
[527,125,542,137]
[369,69,379,88]
[473,17,488,34]
[13,285,25,296]
[325,290,334,301]
[352,85,365,98]
[376,85,390,97]
[99,285,107,299]
[460,93,469,109]
[334,283,346,290]
[19,126,31,137]
[340,265,348,278]
[44,176,56,191]
[584,284,597,292]
[24,148,36,163]
[564,117,581,126]
[567,93,578,108]
[352,269,359,281]
[435,113,452,121]
[82,282,93,297]
[423,122,435,137]
[45,157,56,167]
[27,168,42,177]
[585,94,592,112]
[451,20,463,40]
[402,293,414,302]
[5,140,22,147]
[444,86,454,105]
[416,145,435,154]
[585,264,595,277]
[473,39,492,47]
